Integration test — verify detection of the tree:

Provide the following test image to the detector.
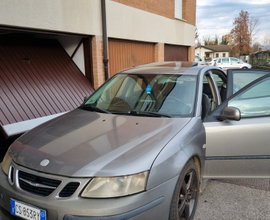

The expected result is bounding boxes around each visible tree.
[252,42,261,53]
[263,32,270,45]
[214,35,219,45]
[249,15,260,43]
[203,36,216,46]
[220,35,229,45]
[195,26,199,40]
[220,34,234,48]
[195,26,200,47]
[225,34,234,49]
[203,36,211,46]
[230,10,252,56]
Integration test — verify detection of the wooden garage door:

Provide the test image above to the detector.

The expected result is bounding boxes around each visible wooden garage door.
[164,44,188,61]
[108,39,155,77]
[0,37,94,137]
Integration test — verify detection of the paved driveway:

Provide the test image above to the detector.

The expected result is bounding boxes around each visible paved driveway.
[194,179,270,220]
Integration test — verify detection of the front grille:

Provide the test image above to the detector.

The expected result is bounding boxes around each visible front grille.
[9,166,14,184]
[59,182,80,198]
[18,170,61,197]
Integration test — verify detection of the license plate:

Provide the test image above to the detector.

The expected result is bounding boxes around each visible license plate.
[10,199,46,220]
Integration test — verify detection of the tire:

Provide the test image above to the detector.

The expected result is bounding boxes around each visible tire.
[242,67,248,69]
[169,160,199,220]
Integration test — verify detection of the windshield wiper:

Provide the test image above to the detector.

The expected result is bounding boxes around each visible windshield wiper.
[127,110,171,118]
[81,104,111,114]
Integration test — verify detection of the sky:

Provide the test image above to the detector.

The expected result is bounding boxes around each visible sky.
[196,0,270,45]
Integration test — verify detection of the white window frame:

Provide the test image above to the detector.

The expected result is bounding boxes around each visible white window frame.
[175,0,182,20]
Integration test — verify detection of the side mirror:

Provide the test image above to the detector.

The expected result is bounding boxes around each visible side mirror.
[84,95,90,102]
[217,107,241,121]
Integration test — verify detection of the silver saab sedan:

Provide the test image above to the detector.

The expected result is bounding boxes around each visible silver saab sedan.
[1,62,270,220]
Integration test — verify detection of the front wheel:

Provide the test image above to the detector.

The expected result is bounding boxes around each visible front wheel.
[169,160,199,220]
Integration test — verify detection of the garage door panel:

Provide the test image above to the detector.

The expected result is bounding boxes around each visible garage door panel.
[108,39,155,77]
[0,37,94,137]
[46,44,89,105]
[45,41,93,106]
[164,44,188,61]
[1,43,55,116]
[21,43,73,111]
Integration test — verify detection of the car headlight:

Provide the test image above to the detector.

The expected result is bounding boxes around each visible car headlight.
[1,151,12,175]
[81,171,148,198]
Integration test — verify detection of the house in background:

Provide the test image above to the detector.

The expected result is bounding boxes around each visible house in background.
[0,0,197,139]
[195,45,231,61]
[249,45,270,67]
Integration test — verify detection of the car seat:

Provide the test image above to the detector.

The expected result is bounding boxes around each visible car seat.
[201,93,210,120]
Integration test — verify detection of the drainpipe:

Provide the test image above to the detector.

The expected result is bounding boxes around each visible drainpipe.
[101,0,109,80]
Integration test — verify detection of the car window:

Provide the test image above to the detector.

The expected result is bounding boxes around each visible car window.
[217,59,221,63]
[203,74,218,111]
[229,76,270,118]
[232,70,268,93]
[221,58,229,63]
[212,74,224,87]
[231,58,238,64]
[195,56,202,61]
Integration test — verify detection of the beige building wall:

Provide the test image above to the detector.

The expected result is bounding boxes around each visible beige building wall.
[195,47,212,60]
[0,0,103,35]
[107,0,195,46]
[0,0,195,47]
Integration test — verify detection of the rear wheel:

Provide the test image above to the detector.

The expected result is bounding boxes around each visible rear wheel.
[169,160,199,220]
[242,67,248,69]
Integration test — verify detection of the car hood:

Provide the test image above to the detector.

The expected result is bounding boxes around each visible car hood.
[9,109,191,177]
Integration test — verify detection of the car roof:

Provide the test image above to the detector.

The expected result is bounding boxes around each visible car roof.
[119,61,205,75]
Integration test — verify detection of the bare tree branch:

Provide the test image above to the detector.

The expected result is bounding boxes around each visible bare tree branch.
[249,16,260,43]
[263,32,270,45]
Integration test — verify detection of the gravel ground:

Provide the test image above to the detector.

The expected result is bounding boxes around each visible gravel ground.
[194,179,270,220]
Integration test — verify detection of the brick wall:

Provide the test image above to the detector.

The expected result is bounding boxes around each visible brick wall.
[112,0,175,19]
[188,46,195,62]
[92,36,105,89]
[182,0,196,26]
[155,43,164,62]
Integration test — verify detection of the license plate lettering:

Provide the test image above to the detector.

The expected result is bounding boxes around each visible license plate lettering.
[15,204,22,215]
[10,199,46,220]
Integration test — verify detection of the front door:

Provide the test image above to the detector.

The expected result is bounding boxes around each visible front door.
[203,73,270,178]
[220,57,230,71]
[230,57,242,69]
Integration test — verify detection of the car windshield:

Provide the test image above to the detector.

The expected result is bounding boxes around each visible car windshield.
[195,56,202,61]
[82,73,197,117]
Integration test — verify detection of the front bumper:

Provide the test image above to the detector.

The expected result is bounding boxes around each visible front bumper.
[0,162,178,220]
